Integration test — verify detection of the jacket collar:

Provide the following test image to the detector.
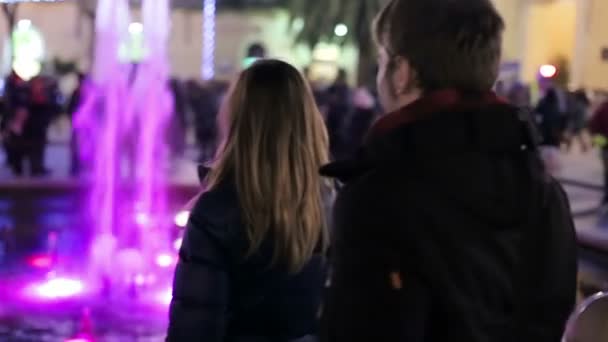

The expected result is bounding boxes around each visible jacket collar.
[367,89,506,141]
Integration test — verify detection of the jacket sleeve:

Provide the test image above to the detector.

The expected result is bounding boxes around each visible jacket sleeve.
[167,214,231,342]
[321,179,431,342]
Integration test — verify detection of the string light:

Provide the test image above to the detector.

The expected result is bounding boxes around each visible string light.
[202,0,216,80]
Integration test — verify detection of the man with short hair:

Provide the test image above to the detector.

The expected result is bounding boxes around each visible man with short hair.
[320,0,577,341]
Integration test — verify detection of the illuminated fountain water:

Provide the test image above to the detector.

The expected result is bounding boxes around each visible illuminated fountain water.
[0,0,191,339]
[71,0,174,300]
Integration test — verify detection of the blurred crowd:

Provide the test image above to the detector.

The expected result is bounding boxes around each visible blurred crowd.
[0,67,382,178]
[1,66,608,180]
[0,70,62,176]
[498,82,608,174]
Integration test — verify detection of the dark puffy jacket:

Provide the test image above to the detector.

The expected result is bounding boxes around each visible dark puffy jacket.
[320,91,578,342]
[167,179,326,342]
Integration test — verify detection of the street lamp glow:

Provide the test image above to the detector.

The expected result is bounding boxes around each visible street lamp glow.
[334,23,348,37]
[539,64,557,78]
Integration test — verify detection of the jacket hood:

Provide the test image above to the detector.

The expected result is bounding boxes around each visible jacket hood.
[321,90,543,226]
[321,90,539,181]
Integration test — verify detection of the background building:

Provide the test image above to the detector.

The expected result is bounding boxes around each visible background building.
[495,0,608,90]
[0,0,604,89]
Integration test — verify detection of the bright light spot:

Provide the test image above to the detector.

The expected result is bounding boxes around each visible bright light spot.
[135,212,150,227]
[292,17,304,32]
[334,23,348,37]
[157,288,172,305]
[173,237,183,251]
[33,278,84,299]
[174,210,190,228]
[18,20,31,30]
[129,22,143,35]
[64,338,93,342]
[134,274,146,286]
[12,59,41,81]
[539,64,557,78]
[12,19,44,80]
[312,43,341,62]
[27,255,53,268]
[242,57,259,68]
[156,253,174,268]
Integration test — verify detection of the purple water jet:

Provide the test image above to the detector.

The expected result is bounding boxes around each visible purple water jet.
[73,0,174,295]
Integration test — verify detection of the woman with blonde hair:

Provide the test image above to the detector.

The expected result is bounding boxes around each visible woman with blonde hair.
[167,59,331,342]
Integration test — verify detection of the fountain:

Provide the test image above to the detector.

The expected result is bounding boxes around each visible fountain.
[0,0,204,339]
[73,0,175,298]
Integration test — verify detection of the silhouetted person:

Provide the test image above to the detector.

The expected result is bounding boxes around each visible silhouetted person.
[589,99,608,204]
[68,72,86,176]
[342,87,376,157]
[325,69,351,159]
[188,80,220,163]
[507,83,531,109]
[2,70,29,175]
[167,78,187,160]
[303,66,329,113]
[24,76,60,176]
[536,88,564,173]
[320,1,577,341]
[565,89,590,152]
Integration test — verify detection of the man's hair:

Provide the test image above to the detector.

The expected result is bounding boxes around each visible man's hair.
[374,0,505,92]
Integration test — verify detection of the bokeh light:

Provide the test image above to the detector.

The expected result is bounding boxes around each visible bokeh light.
[173,237,183,251]
[158,288,172,306]
[27,254,53,268]
[135,212,150,227]
[155,253,174,268]
[29,277,84,300]
[539,64,557,78]
[334,23,348,37]
[174,210,190,228]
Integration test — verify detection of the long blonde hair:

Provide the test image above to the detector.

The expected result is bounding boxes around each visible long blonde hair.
[206,59,330,272]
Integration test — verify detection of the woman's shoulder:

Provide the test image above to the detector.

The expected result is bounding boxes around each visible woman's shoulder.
[188,180,244,247]
[191,180,240,225]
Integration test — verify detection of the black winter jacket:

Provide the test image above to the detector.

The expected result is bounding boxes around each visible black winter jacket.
[320,92,578,342]
[167,179,326,342]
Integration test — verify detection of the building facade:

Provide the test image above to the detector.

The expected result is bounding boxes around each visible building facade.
[494,0,608,90]
[0,0,605,89]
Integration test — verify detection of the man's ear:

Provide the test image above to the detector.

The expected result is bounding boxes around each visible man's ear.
[393,57,420,94]
[392,57,412,94]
